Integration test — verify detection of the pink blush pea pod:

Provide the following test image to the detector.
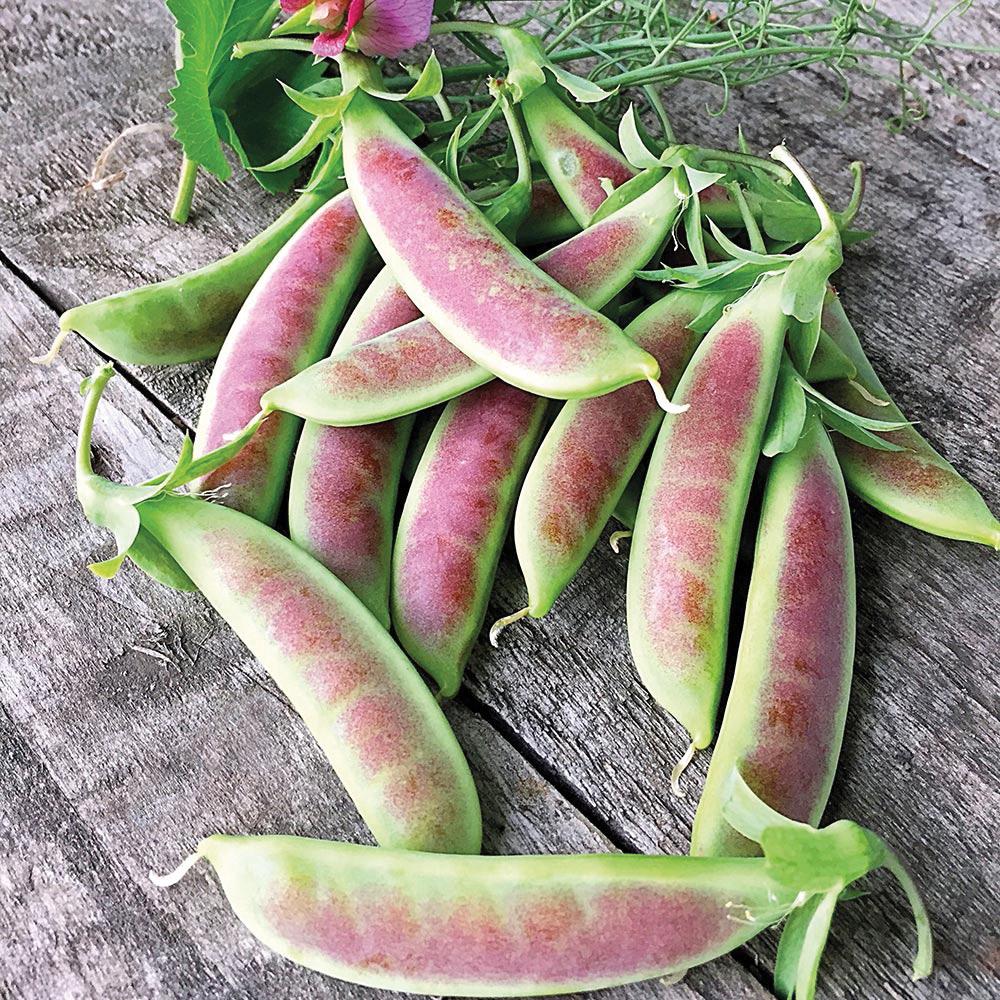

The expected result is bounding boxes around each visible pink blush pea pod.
[691,412,854,857]
[821,292,999,548]
[627,277,789,751]
[191,834,796,996]
[521,84,636,226]
[192,191,372,524]
[262,168,686,426]
[288,266,424,627]
[515,289,727,619]
[138,493,482,855]
[341,90,659,400]
[392,381,548,696]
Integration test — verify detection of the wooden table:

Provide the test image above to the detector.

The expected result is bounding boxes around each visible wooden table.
[1,3,997,998]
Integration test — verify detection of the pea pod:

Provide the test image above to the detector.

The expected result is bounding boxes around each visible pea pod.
[76,366,481,855]
[263,168,688,425]
[340,90,664,401]
[286,265,422,627]
[627,276,791,757]
[627,147,844,769]
[521,83,636,226]
[821,292,1000,547]
[58,144,348,366]
[691,410,854,857]
[192,190,372,524]
[508,289,734,627]
[393,382,548,696]
[151,774,931,1000]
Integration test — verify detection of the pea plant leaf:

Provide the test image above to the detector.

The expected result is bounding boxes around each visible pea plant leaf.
[167,0,279,179]
[762,355,808,457]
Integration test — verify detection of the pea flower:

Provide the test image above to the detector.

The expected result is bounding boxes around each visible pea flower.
[280,0,433,59]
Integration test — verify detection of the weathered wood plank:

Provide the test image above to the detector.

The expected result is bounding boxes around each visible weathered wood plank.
[0,270,769,999]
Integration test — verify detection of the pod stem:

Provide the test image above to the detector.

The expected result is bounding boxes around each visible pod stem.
[609,529,632,553]
[670,741,697,797]
[489,606,529,646]
[881,848,934,981]
[170,156,199,226]
[76,364,115,481]
[149,851,203,888]
[649,377,689,414]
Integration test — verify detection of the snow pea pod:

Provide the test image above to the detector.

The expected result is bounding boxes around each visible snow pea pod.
[393,381,547,695]
[76,368,481,855]
[286,266,422,627]
[821,292,1000,547]
[151,775,931,1000]
[340,90,663,401]
[627,276,790,757]
[263,169,687,424]
[520,83,636,226]
[692,411,854,857]
[510,289,734,626]
[192,190,372,524]
[58,144,348,366]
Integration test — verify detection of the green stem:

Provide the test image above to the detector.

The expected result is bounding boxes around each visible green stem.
[882,850,934,981]
[170,156,199,226]
[694,146,793,183]
[77,365,115,481]
[770,145,837,233]
[232,37,313,59]
[840,162,866,228]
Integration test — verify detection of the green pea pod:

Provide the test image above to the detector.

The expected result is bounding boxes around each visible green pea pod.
[393,382,547,695]
[340,90,665,402]
[57,143,348,366]
[263,168,688,425]
[691,410,855,857]
[821,292,999,547]
[627,276,790,754]
[192,190,372,524]
[510,289,734,625]
[151,773,931,1000]
[287,267,421,628]
[628,146,844,765]
[521,83,636,226]
[75,366,481,855]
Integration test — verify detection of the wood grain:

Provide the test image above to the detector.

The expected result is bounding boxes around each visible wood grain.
[1,2,998,999]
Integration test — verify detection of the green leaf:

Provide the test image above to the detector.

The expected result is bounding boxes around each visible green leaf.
[214,52,325,192]
[788,312,823,375]
[798,379,912,432]
[364,51,444,102]
[618,105,661,169]
[590,168,664,224]
[780,237,843,323]
[790,889,839,1000]
[775,897,824,999]
[763,355,808,457]
[167,0,279,180]
[253,113,340,172]
[761,820,879,894]
[818,406,908,452]
[549,63,615,104]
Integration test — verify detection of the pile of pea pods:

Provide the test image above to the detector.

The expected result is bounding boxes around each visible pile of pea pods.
[65,56,999,1000]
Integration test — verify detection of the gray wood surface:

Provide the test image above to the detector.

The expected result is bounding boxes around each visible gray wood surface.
[1,3,997,999]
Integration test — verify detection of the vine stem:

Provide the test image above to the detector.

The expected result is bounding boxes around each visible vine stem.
[170,156,199,226]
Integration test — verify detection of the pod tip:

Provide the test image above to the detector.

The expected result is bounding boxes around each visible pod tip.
[648,378,688,415]
[489,606,529,647]
[670,742,697,797]
[149,851,202,888]
[609,529,632,554]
